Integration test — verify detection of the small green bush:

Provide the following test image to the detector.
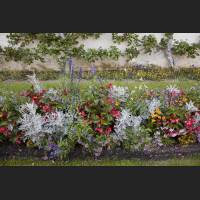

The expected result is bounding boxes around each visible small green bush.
[0,70,61,81]
[1,66,200,81]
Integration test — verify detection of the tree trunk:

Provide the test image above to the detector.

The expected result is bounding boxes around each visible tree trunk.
[62,58,68,75]
[166,34,175,68]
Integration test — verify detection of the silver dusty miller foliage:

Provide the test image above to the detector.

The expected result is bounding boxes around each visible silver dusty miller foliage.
[18,102,75,147]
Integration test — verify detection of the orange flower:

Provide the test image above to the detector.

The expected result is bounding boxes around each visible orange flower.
[162,116,166,121]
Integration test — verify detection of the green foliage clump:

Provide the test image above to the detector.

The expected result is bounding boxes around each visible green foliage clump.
[123,127,152,151]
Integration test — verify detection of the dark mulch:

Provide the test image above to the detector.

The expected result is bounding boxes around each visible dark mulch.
[102,144,200,160]
[0,144,45,161]
[1,143,200,161]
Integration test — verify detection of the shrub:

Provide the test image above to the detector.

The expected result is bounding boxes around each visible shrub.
[2,66,200,81]
[0,70,61,81]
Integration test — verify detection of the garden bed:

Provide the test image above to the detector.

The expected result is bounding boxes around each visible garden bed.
[2,72,200,162]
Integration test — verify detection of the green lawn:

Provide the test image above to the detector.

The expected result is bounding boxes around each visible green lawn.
[0,79,199,93]
[1,155,200,166]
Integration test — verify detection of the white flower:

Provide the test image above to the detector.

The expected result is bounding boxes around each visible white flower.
[109,85,129,102]
[185,101,198,112]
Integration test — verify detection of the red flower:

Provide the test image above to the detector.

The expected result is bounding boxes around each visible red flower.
[32,96,39,103]
[110,108,121,118]
[0,126,10,137]
[0,127,8,134]
[105,127,112,135]
[42,105,52,113]
[107,83,113,89]
[95,127,103,134]
[15,138,22,145]
[80,111,86,117]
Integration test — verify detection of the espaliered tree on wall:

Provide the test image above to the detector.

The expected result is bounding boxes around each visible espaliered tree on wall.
[0,33,200,70]
[0,33,103,74]
[112,33,200,67]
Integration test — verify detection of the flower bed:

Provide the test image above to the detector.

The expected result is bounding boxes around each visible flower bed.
[1,74,200,160]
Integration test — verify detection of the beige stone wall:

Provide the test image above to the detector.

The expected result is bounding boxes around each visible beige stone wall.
[0,33,200,71]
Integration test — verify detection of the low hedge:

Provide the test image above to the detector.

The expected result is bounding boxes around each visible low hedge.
[1,67,200,81]
[0,70,61,81]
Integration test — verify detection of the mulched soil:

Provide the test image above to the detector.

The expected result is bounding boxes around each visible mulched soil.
[101,144,200,160]
[0,144,45,161]
[1,143,200,161]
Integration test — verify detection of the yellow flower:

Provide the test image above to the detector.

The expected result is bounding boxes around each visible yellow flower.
[182,97,187,103]
[115,101,120,106]
[151,113,158,118]
[155,108,162,115]
[152,119,156,123]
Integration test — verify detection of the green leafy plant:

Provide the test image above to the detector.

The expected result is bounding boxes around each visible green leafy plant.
[123,126,152,151]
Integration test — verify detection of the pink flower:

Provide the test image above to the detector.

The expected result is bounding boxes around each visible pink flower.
[80,111,86,117]
[95,127,103,134]
[16,139,21,145]
[110,108,121,119]
[107,83,113,89]
[107,97,115,104]
[42,105,51,112]
[0,127,10,137]
[185,118,196,128]
[195,126,200,133]
[170,118,180,123]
